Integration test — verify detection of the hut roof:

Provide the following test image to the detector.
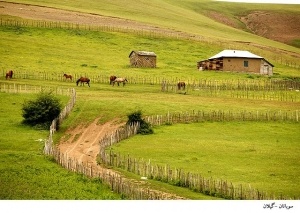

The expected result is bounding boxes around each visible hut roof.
[129,51,156,57]
[208,50,274,67]
[209,50,262,60]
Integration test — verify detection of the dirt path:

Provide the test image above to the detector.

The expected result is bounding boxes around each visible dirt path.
[57,118,185,199]
[58,118,123,168]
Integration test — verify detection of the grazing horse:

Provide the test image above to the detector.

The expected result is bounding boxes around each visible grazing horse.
[177,81,186,90]
[109,75,117,85]
[112,77,128,86]
[6,70,13,80]
[63,73,72,81]
[76,77,90,87]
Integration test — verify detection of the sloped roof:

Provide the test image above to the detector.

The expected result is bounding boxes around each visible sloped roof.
[129,51,156,57]
[208,49,274,67]
[209,50,263,60]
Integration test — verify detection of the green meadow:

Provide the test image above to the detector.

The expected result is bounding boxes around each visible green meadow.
[110,122,300,198]
[0,0,300,200]
[0,92,122,199]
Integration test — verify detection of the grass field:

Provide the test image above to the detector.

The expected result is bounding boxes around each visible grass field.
[1,0,300,200]
[1,24,300,81]
[110,122,300,198]
[0,92,122,199]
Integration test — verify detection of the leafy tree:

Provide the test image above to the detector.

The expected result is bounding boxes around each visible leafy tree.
[126,110,153,135]
[22,91,62,129]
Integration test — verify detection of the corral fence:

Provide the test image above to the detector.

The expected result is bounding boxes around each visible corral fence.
[1,18,299,69]
[98,110,299,200]
[43,88,76,154]
[1,82,184,199]
[2,69,300,91]
[45,145,183,200]
[160,80,300,102]
[0,82,72,95]
[144,110,299,125]
[2,70,300,103]
[42,88,184,199]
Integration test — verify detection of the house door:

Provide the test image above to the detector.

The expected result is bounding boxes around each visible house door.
[263,65,269,75]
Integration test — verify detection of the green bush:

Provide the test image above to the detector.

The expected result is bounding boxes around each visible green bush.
[126,110,153,135]
[22,91,62,129]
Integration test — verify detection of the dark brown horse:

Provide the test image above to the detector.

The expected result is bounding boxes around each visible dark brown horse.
[76,77,90,87]
[6,70,13,80]
[177,81,186,90]
[112,77,128,86]
[110,75,117,85]
[63,73,72,81]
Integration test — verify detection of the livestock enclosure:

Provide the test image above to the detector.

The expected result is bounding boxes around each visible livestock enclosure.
[98,111,299,200]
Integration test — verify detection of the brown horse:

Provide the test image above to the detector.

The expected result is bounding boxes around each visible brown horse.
[6,70,13,80]
[76,77,90,87]
[177,82,186,90]
[112,77,128,86]
[63,73,72,81]
[110,75,117,85]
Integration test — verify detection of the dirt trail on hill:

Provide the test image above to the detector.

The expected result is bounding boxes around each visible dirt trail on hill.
[58,117,185,199]
[58,118,122,167]
[0,1,182,36]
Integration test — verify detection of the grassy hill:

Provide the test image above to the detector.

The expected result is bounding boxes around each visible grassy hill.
[5,0,300,50]
[0,0,299,200]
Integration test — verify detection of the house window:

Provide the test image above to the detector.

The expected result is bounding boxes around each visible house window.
[244,60,249,67]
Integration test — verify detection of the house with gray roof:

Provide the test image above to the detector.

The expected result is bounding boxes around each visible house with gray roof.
[197,50,274,75]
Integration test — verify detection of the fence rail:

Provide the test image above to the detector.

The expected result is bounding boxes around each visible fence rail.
[2,70,300,102]
[42,88,184,199]
[0,82,73,95]
[98,110,299,200]
[2,69,300,91]
[145,110,299,125]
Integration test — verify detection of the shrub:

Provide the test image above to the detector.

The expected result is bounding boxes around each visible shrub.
[126,110,153,135]
[22,91,62,129]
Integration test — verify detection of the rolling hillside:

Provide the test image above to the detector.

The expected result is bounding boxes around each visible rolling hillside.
[2,0,300,52]
[0,0,300,201]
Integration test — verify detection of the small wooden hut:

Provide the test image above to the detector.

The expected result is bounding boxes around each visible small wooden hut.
[129,51,157,68]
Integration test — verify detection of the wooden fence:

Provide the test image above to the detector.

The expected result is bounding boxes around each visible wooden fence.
[144,110,299,125]
[45,146,184,200]
[0,82,72,95]
[2,69,300,91]
[100,150,273,200]
[98,110,299,200]
[2,70,300,103]
[42,88,185,199]
[161,81,300,102]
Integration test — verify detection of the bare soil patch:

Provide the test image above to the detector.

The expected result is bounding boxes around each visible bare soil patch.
[0,1,179,35]
[58,118,123,166]
[240,11,300,45]
[207,9,300,46]
[57,118,185,199]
